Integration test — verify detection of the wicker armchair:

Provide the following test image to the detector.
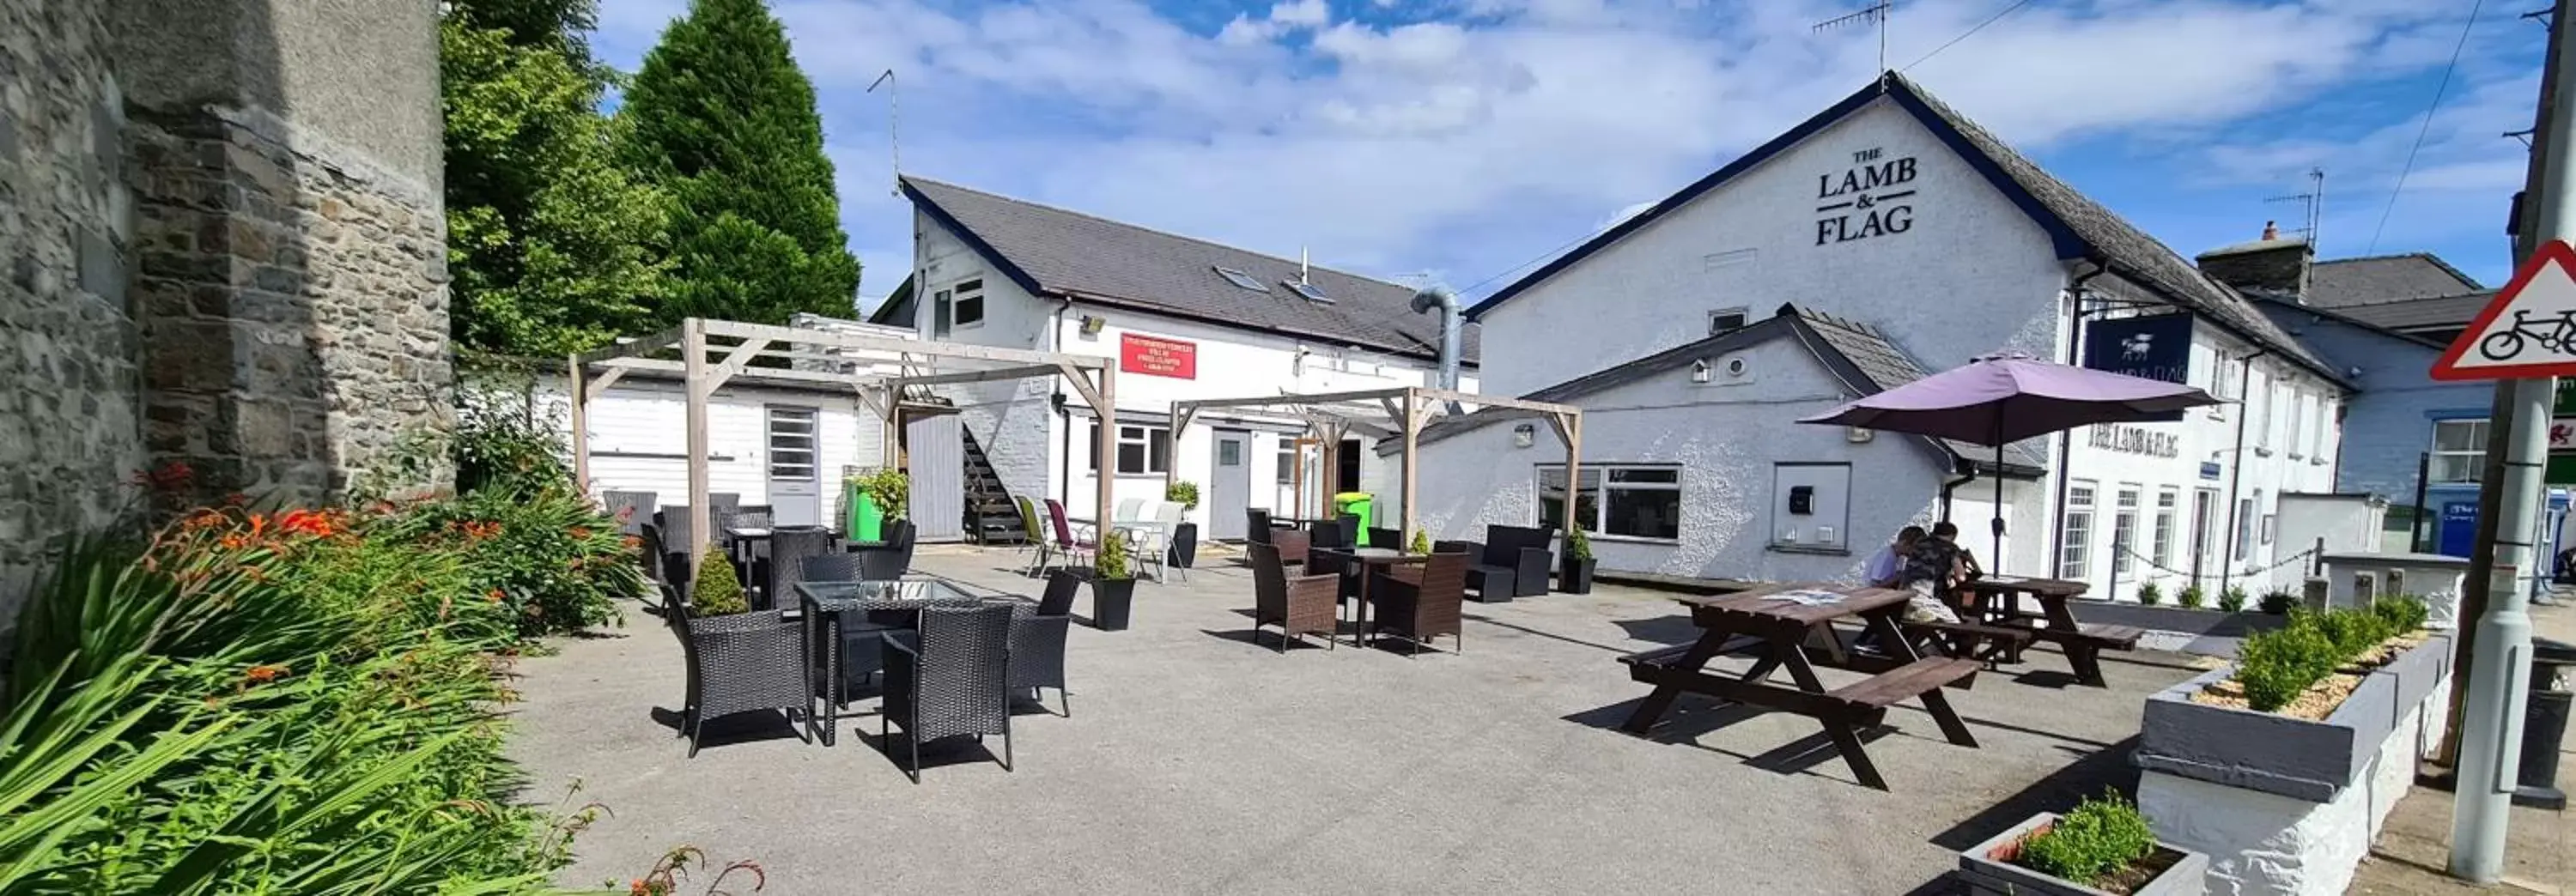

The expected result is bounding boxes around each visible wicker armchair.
[1009,574,1081,715]
[764,528,838,610]
[1270,528,1311,568]
[1367,527,1404,550]
[708,493,742,512]
[605,490,657,536]
[1370,551,1468,657]
[1443,524,1557,602]
[1247,508,1274,544]
[673,606,812,757]
[1249,542,1338,652]
[721,504,775,532]
[882,602,1017,783]
[799,554,890,690]
[635,524,669,584]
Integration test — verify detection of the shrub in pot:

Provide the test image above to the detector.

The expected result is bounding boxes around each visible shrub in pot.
[2259,588,2298,614]
[1560,526,1596,594]
[2177,584,2206,609]
[1959,790,2207,896]
[1091,531,1137,631]
[690,553,748,616]
[2218,585,2247,613]
[1166,481,1200,569]
[1409,530,1431,554]
[2136,582,2162,606]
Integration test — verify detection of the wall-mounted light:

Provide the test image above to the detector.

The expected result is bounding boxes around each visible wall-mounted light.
[1846,427,1873,444]
[1512,423,1535,448]
[1079,315,1107,336]
[1690,359,1712,384]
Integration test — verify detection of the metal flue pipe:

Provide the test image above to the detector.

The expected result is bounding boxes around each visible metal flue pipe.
[1411,285,1464,405]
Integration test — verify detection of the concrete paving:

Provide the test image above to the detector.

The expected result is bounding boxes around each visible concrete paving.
[507,545,2202,894]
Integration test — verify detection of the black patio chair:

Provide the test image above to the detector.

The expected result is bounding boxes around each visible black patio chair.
[1370,551,1468,656]
[674,605,812,758]
[765,528,838,610]
[635,523,668,584]
[1247,509,1273,544]
[1010,575,1079,715]
[1443,524,1557,602]
[1367,526,1404,550]
[709,493,742,512]
[800,554,892,690]
[882,602,1017,783]
[605,490,657,536]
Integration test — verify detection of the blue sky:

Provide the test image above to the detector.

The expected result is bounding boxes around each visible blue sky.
[592,0,2539,312]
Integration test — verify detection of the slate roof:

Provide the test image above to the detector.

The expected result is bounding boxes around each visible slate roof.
[2307,253,2484,307]
[2324,292,2490,334]
[1405,304,2045,475]
[1464,72,2339,384]
[901,177,1476,365]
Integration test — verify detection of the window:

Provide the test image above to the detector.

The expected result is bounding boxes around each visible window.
[2212,354,2242,401]
[1276,442,1297,484]
[932,288,953,338]
[2153,488,2179,568]
[1538,464,1682,541]
[1709,307,1748,336]
[2312,397,2331,457]
[1213,266,1268,292]
[951,278,985,328]
[1086,421,1170,475]
[2111,487,2140,577]
[2431,419,2489,483]
[1285,280,1333,302]
[2287,389,2306,457]
[2254,378,2274,448]
[2233,497,2255,561]
[765,406,817,481]
[2060,481,2096,580]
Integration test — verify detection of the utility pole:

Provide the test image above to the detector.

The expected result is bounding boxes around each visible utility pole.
[2448,0,2565,881]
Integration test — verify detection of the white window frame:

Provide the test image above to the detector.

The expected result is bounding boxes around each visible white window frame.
[932,288,953,339]
[2111,486,2140,577]
[2061,481,2097,580]
[2431,419,2488,484]
[1537,463,1684,542]
[1086,421,1170,476]
[2153,487,2179,568]
[1276,441,1297,485]
[951,277,986,329]
[2233,496,2255,561]
[2287,388,2306,459]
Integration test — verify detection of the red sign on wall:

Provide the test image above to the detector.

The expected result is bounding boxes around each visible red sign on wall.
[1120,333,1197,379]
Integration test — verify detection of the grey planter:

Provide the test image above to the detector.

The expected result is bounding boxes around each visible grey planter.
[1959,813,2208,896]
[2136,634,2451,802]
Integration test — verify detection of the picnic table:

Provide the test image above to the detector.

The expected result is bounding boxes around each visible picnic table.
[1959,576,2141,686]
[1616,582,1983,790]
[1312,546,1428,647]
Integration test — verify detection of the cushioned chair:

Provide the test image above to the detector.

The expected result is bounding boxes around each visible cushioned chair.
[1249,542,1338,652]
[1370,551,1468,657]
[882,602,1017,783]
[1010,575,1079,715]
[672,605,811,757]
[1367,527,1405,550]
[1442,524,1557,602]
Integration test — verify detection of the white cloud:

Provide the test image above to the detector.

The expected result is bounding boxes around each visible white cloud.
[590,0,2528,289]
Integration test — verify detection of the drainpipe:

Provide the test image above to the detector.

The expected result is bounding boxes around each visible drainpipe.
[2045,260,2110,577]
[1940,464,1978,524]
[1411,285,1464,412]
[2218,346,2274,601]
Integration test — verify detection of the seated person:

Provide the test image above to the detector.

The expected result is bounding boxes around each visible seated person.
[1863,525,1924,588]
[1897,523,1966,625]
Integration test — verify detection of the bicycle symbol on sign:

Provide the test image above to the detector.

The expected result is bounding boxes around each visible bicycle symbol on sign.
[2478,308,2576,361]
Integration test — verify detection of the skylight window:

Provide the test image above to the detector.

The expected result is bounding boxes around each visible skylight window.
[1213,266,1268,292]
[1285,280,1334,303]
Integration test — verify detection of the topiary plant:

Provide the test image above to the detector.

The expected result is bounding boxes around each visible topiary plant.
[690,552,748,616]
[1409,530,1431,554]
[1165,481,1200,511]
[2372,595,2430,633]
[2235,623,2339,711]
[2014,790,2159,887]
[1096,530,1132,580]
[2136,582,2162,606]
[1568,525,1594,561]
[2178,584,2207,609]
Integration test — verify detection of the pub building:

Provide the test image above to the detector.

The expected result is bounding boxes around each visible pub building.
[1407,72,2346,602]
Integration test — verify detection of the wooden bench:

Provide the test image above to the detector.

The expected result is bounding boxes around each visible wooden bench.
[1618,636,1763,681]
[2013,622,2144,685]
[1831,657,1984,710]
[1813,657,1984,790]
[1900,619,2034,668]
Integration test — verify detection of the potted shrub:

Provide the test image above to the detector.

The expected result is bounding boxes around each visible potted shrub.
[1560,526,1596,594]
[1090,530,1137,631]
[1166,481,1200,569]
[2177,584,2206,609]
[690,553,748,616]
[2136,582,2162,606]
[1409,530,1431,554]
[1959,790,2208,896]
[858,469,909,526]
[2258,588,2298,615]
[2217,584,2247,613]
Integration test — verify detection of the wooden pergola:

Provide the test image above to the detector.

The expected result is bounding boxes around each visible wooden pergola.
[1166,386,1582,537]
[567,318,1116,567]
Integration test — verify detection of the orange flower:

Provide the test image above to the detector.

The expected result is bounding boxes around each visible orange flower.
[486,589,505,604]
[629,881,648,896]
[622,535,642,550]
[278,509,335,538]
[244,663,287,683]
[569,527,592,541]
[246,513,268,538]
[219,533,248,550]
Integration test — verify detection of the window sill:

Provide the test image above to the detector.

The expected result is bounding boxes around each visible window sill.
[2253,447,2275,458]
[1090,471,1176,479]
[1583,532,1681,547]
[1766,543,1851,556]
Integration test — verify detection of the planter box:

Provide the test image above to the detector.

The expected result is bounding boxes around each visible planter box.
[2136,634,2450,802]
[1959,813,2208,896]
[1091,577,1136,632]
[2135,634,2453,895]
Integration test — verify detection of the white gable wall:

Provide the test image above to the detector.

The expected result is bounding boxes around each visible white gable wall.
[1474,98,2073,398]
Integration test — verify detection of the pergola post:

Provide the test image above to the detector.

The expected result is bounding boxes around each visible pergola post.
[567,352,590,499]
[1092,366,1118,523]
[682,318,714,571]
[1400,388,1419,540]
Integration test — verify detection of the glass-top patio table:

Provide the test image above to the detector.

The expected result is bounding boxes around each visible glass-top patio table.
[796,578,985,745]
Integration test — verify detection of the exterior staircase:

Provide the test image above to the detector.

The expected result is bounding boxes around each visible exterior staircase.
[961,424,1028,547]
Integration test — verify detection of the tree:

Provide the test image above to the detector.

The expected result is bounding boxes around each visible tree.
[617,0,861,326]
[441,0,667,356]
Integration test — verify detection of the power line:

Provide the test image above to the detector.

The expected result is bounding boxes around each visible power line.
[1900,0,2032,72]
[1455,227,1616,297]
[2367,0,2486,255]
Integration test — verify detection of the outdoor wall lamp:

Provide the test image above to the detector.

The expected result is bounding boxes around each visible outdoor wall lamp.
[1078,314,1107,336]
[1512,423,1535,448]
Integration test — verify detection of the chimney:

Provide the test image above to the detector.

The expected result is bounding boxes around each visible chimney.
[2196,220,2313,303]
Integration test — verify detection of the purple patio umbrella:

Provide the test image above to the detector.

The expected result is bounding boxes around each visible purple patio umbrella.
[1799,353,2222,572]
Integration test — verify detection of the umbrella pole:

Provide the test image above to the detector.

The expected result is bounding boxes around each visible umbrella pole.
[1992,442,2006,576]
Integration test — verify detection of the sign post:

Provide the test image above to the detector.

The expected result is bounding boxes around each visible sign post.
[2433,1,2574,878]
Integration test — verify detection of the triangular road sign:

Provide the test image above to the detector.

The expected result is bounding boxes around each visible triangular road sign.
[2433,239,2576,381]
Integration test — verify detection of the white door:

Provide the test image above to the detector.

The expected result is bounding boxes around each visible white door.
[1210,431,1251,540]
[765,406,821,527]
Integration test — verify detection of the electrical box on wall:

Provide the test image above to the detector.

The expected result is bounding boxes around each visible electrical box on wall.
[1769,463,1852,553]
[1789,485,1814,515]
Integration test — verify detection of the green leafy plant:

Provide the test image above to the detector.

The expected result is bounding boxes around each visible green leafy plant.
[387,485,641,637]
[1567,525,1594,561]
[2178,584,2207,609]
[690,552,748,615]
[1096,530,1133,580]
[2259,589,2298,615]
[853,468,909,521]
[1165,481,1200,511]
[2309,607,2395,658]
[2235,623,2340,711]
[2136,582,2162,606]
[2013,790,2159,887]
[2372,596,2430,633]
[2218,586,2247,613]
[1409,530,1432,554]
[452,372,575,496]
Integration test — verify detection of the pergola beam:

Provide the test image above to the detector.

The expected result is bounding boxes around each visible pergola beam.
[890,363,1068,390]
[574,326,683,365]
[703,318,1109,370]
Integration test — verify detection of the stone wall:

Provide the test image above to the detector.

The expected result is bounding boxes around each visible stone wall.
[128,106,452,503]
[0,0,148,612]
